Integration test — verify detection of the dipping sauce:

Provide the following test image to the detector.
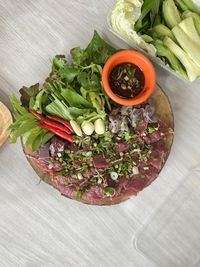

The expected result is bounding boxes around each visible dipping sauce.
[109,63,145,99]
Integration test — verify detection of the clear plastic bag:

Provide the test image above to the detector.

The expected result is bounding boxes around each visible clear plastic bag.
[134,168,200,267]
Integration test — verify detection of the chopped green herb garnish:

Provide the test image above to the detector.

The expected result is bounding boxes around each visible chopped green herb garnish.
[103,187,115,197]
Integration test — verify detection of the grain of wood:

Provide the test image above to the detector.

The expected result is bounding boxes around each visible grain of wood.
[0,1,200,267]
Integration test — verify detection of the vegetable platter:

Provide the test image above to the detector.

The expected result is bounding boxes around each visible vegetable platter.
[109,0,200,82]
[10,31,174,205]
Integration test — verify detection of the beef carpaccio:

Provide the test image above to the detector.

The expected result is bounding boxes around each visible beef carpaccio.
[24,96,173,205]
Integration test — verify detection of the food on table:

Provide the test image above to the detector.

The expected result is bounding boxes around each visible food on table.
[28,101,171,205]
[111,0,200,81]
[10,31,173,205]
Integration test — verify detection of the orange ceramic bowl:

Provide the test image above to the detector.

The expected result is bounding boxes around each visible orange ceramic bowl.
[102,50,156,106]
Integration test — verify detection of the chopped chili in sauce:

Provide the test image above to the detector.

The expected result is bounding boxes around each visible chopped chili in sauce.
[109,63,145,99]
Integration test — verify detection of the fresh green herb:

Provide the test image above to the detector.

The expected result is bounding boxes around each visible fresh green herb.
[33,89,48,114]
[103,187,116,197]
[147,126,157,134]
[19,83,39,108]
[61,88,92,109]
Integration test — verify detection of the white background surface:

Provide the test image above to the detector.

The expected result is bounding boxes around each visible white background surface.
[0,1,200,266]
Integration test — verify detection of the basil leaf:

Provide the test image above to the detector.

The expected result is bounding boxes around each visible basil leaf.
[10,118,38,143]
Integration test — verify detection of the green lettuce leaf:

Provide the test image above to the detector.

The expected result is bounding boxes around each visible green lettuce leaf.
[19,83,39,108]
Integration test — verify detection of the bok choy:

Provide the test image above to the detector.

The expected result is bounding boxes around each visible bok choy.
[111,0,200,81]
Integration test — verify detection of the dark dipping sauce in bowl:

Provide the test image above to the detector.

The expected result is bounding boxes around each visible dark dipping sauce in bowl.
[109,62,145,99]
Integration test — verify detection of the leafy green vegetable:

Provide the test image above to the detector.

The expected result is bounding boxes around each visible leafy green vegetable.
[61,88,92,108]
[10,31,115,150]
[111,0,200,81]
[162,0,181,29]
[32,89,47,114]
[182,0,200,13]
[23,127,43,146]
[151,24,176,41]
[182,11,200,35]
[150,0,162,27]
[10,95,27,117]
[103,187,115,197]
[111,0,156,56]
[41,131,54,145]
[84,30,117,65]
[10,113,36,130]
[45,99,72,121]
[141,34,153,43]
[51,55,67,72]
[179,17,200,44]
[71,31,116,66]
[172,25,200,67]
[175,0,188,11]
[31,128,51,152]
[164,37,200,81]
[70,47,87,67]
[135,0,161,31]
[19,83,39,108]
[58,67,79,83]
[88,92,104,113]
[76,111,106,125]
[10,116,39,143]
[66,107,91,118]
[154,40,187,79]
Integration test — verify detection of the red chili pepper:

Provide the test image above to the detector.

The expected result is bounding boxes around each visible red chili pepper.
[29,109,71,133]
[47,115,74,133]
[37,123,74,143]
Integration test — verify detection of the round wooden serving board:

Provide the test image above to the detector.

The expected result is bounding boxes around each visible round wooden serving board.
[0,102,13,147]
[22,85,174,205]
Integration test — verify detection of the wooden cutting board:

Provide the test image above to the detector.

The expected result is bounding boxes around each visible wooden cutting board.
[0,102,13,147]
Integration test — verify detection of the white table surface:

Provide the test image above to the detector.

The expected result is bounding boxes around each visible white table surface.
[0,1,200,266]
